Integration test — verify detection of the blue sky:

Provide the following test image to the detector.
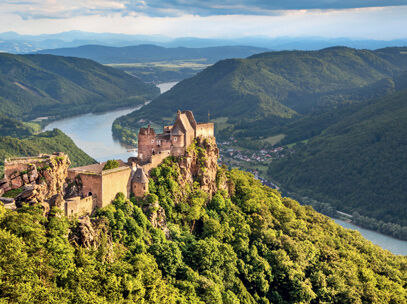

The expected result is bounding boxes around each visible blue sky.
[1,0,407,39]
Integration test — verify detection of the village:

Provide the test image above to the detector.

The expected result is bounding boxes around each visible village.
[217,136,287,190]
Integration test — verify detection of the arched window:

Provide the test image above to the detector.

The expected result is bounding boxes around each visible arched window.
[88,192,93,197]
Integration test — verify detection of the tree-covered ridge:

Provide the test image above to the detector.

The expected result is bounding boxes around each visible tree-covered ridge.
[0,113,41,138]
[0,53,160,120]
[0,154,406,303]
[268,87,407,235]
[37,44,269,64]
[113,47,407,142]
[0,129,96,177]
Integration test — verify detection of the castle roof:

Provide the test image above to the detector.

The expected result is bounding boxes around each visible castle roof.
[171,125,184,136]
[133,167,148,184]
[171,110,195,136]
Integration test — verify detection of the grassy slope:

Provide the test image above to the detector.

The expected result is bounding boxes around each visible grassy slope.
[0,53,160,120]
[268,88,407,226]
[114,47,407,144]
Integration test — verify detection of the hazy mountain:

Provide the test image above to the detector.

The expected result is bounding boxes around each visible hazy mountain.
[35,44,269,64]
[0,53,160,120]
[1,30,407,53]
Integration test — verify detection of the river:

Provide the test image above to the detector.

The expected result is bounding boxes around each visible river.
[43,81,407,255]
[333,219,407,255]
[44,82,177,162]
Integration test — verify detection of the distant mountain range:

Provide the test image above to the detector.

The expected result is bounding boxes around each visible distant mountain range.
[0,30,406,53]
[35,45,269,64]
[0,53,159,120]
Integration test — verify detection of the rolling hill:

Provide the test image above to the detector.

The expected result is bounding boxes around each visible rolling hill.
[0,129,96,178]
[267,86,407,236]
[36,44,269,64]
[113,47,407,145]
[0,53,160,120]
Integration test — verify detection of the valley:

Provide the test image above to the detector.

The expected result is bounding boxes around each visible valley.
[112,46,407,240]
[36,93,407,255]
[1,3,407,303]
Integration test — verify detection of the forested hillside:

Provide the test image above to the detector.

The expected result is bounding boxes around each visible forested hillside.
[268,87,407,236]
[0,53,160,120]
[0,128,96,178]
[113,47,407,145]
[0,146,406,303]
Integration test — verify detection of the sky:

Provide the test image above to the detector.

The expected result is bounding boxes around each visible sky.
[1,0,407,39]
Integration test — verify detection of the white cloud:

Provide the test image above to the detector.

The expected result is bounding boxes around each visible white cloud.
[0,2,406,40]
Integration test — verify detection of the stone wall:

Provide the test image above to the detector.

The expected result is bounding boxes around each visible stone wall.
[142,150,171,173]
[65,196,94,217]
[76,174,102,207]
[132,182,148,197]
[101,167,131,208]
[196,123,214,138]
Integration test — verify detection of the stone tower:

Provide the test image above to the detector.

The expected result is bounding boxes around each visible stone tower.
[132,167,149,197]
[137,125,156,163]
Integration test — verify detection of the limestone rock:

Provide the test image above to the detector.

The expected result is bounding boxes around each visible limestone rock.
[144,201,170,239]
[178,136,222,198]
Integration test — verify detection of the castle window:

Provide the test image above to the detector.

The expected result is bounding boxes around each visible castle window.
[151,139,154,143]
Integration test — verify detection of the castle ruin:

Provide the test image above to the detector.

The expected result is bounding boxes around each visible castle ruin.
[0,110,215,217]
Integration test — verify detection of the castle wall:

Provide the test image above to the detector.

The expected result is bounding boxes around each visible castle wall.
[196,123,215,138]
[132,182,148,197]
[77,174,103,207]
[142,151,171,173]
[171,147,185,157]
[101,167,132,208]
[65,196,94,217]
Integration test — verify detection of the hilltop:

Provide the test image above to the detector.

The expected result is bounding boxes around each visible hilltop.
[113,47,407,145]
[0,136,406,303]
[0,53,159,120]
[0,115,95,178]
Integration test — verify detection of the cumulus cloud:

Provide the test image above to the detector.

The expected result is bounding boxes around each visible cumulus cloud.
[3,0,407,19]
[124,0,407,16]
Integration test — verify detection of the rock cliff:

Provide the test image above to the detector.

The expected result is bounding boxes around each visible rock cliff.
[178,136,223,196]
[1,153,70,212]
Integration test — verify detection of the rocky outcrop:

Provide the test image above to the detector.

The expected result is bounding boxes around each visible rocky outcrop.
[178,136,223,197]
[143,201,170,239]
[69,216,114,261]
[2,153,70,214]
